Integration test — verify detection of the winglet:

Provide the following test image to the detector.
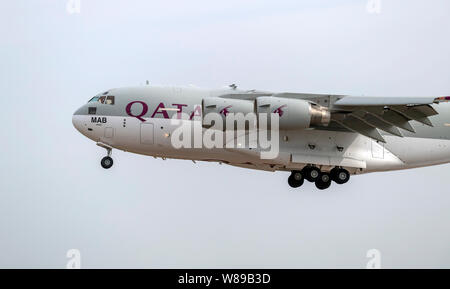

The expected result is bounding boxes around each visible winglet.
[434,96,450,103]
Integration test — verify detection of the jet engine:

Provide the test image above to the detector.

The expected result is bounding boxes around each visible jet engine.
[201,96,330,130]
[256,97,330,130]
[203,97,254,117]
[202,98,255,129]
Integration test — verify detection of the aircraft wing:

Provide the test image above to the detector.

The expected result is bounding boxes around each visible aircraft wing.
[329,96,450,143]
[218,91,450,143]
[334,96,438,106]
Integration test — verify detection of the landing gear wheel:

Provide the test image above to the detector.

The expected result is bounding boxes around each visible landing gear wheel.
[288,171,304,188]
[303,166,321,182]
[331,168,350,184]
[315,172,331,190]
[101,156,113,169]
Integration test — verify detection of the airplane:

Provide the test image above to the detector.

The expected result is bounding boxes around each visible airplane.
[72,85,450,190]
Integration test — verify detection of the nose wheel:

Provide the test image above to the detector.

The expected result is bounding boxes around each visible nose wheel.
[101,156,113,169]
[97,142,114,169]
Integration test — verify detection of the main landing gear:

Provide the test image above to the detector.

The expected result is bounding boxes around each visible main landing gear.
[98,143,114,169]
[287,166,350,190]
[288,171,304,188]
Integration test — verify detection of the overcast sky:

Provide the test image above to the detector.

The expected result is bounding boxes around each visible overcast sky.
[1,0,450,268]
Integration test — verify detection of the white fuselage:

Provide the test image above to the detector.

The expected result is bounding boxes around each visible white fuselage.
[72,86,450,176]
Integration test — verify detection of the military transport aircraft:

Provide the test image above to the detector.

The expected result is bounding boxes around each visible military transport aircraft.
[72,85,450,190]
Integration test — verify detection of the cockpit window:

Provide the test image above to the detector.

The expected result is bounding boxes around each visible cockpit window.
[105,95,115,105]
[88,96,105,104]
[88,95,113,104]
[88,96,99,103]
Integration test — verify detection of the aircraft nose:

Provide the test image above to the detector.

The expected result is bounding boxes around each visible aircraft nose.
[72,107,85,133]
[72,113,81,133]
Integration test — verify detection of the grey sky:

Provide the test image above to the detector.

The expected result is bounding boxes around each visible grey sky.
[1,0,450,268]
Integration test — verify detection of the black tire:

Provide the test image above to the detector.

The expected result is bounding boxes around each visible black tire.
[303,166,321,182]
[288,171,304,188]
[101,156,113,169]
[332,168,350,184]
[330,167,338,180]
[315,172,331,190]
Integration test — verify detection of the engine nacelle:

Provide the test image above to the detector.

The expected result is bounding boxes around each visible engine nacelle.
[256,97,330,130]
[202,97,254,127]
[201,96,330,130]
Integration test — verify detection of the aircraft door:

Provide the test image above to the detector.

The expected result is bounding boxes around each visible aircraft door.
[140,123,154,144]
[104,127,114,139]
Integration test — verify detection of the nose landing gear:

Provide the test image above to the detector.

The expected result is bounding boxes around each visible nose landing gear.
[97,142,114,169]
